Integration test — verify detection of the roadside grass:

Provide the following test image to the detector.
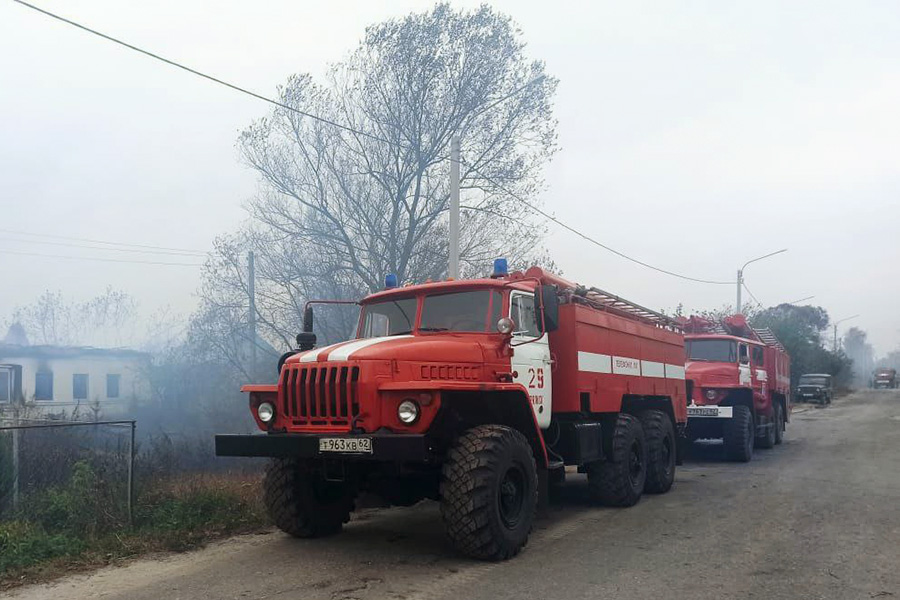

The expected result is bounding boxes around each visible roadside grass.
[0,467,269,589]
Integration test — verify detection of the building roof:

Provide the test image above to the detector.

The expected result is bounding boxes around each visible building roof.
[0,343,150,360]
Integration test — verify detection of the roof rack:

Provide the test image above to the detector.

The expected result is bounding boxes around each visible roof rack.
[570,286,682,331]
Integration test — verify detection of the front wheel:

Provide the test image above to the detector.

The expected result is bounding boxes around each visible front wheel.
[440,425,538,561]
[724,406,754,462]
[263,459,355,538]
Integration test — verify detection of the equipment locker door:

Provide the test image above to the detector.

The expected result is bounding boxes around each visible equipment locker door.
[509,291,552,428]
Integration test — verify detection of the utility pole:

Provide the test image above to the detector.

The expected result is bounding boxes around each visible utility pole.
[449,134,460,279]
[735,249,788,314]
[248,251,256,378]
[833,314,860,352]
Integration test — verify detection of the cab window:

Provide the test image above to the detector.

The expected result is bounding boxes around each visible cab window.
[510,293,540,338]
[739,344,749,364]
[752,346,765,366]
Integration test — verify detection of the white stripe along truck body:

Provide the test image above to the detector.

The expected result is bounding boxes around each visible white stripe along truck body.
[577,351,612,374]
[665,364,685,380]
[640,360,666,378]
[578,351,684,380]
[298,335,413,362]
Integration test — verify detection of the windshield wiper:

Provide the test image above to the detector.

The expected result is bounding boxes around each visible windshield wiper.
[391,330,413,336]
[419,327,449,332]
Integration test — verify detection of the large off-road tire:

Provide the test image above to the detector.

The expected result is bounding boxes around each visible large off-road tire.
[440,425,538,561]
[263,459,355,538]
[755,407,777,449]
[773,401,784,445]
[723,405,754,462]
[638,410,676,494]
[587,414,647,507]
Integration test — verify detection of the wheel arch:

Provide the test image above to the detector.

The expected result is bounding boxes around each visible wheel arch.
[434,389,548,469]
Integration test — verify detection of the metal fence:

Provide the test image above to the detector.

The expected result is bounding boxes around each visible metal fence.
[0,418,136,525]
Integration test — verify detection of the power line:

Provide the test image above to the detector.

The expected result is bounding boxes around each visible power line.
[0,228,206,255]
[0,236,208,257]
[462,160,733,285]
[741,281,764,308]
[0,248,203,267]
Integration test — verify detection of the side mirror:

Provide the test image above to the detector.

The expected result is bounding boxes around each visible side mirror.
[535,284,559,333]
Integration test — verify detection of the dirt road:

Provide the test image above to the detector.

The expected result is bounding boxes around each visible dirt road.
[7,389,900,600]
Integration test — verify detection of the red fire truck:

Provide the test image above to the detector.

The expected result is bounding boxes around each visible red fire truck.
[216,262,688,560]
[682,315,791,462]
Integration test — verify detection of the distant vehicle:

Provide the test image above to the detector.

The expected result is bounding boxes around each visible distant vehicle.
[797,373,833,405]
[873,368,897,389]
[682,315,792,462]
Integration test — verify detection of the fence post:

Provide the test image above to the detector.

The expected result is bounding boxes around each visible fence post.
[11,409,19,511]
[127,420,135,527]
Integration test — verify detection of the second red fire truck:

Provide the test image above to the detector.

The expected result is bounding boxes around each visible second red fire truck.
[682,315,792,462]
[217,261,688,560]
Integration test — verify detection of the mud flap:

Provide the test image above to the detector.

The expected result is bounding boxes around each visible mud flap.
[537,466,552,516]
[675,424,688,465]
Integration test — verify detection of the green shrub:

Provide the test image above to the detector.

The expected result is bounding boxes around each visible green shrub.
[0,521,85,574]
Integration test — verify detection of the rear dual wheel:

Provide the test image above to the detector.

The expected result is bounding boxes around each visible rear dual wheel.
[587,414,647,506]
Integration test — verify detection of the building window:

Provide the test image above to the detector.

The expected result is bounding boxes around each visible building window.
[107,374,121,399]
[35,371,53,401]
[73,374,89,400]
[0,369,10,403]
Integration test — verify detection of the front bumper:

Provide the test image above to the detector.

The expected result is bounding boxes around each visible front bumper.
[215,432,435,462]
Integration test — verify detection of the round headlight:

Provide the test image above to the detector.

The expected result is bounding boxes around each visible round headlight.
[497,317,515,335]
[398,399,420,424]
[705,389,717,401]
[258,402,275,423]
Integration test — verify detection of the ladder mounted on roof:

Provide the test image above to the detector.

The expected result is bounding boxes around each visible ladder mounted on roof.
[752,327,786,351]
[570,286,682,331]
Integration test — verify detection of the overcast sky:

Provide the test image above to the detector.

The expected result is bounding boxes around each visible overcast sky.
[1,0,898,353]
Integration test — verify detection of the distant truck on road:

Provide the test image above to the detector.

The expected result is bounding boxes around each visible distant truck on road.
[216,262,688,560]
[874,368,897,389]
[681,315,791,462]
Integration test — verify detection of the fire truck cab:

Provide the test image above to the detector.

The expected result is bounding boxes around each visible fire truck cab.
[683,315,791,462]
[216,262,688,560]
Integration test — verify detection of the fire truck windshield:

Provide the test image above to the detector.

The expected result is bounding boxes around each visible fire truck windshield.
[687,339,737,362]
[359,297,417,337]
[420,290,502,333]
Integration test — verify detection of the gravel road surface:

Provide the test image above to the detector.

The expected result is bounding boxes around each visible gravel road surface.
[7,389,900,600]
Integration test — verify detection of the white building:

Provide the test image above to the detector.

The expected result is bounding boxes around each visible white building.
[0,344,151,419]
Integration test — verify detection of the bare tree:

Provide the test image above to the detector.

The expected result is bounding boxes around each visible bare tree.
[197,4,558,355]
[6,288,138,347]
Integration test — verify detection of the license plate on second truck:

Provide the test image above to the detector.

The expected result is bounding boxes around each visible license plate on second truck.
[318,437,373,454]
[687,406,732,418]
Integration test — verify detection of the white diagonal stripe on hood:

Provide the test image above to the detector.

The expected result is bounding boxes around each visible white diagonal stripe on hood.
[326,335,413,361]
[298,341,347,362]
